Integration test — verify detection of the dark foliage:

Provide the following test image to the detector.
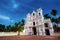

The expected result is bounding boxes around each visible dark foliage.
[0,19,25,32]
[44,9,60,32]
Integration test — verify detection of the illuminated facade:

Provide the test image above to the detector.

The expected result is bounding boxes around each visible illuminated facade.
[22,8,54,36]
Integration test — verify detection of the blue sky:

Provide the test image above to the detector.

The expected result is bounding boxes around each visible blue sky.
[0,0,60,26]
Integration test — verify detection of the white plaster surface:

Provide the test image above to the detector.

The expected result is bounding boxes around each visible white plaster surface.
[0,32,18,36]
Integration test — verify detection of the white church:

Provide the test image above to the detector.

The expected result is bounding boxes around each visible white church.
[21,8,54,36]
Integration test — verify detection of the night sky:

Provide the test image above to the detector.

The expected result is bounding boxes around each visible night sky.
[0,0,60,26]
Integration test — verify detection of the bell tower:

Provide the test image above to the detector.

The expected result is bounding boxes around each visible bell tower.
[37,8,42,17]
[27,13,31,21]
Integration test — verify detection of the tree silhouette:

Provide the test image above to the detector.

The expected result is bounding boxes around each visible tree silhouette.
[44,14,51,19]
[0,24,5,32]
[44,9,59,28]
[51,9,57,16]
[17,19,25,35]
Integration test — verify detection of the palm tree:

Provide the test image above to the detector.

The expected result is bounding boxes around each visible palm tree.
[58,16,60,23]
[44,14,51,19]
[6,25,11,32]
[51,9,58,28]
[0,24,5,32]
[51,9,57,16]
[14,22,18,32]
[17,19,25,35]
[56,16,60,27]
[51,9,57,22]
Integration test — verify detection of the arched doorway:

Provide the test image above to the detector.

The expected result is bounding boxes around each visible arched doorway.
[32,27,37,35]
[45,29,50,35]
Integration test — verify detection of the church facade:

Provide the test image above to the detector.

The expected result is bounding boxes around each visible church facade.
[21,8,54,36]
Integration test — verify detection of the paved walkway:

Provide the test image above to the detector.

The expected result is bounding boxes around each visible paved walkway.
[0,35,60,40]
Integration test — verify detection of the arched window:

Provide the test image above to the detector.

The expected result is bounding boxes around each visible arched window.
[44,23,48,27]
[39,13,40,16]
[33,22,35,26]
[33,13,35,16]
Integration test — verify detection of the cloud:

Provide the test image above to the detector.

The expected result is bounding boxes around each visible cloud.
[0,15,14,23]
[23,17,26,23]
[0,15,10,20]
[12,0,19,9]
[13,4,19,9]
[8,19,14,23]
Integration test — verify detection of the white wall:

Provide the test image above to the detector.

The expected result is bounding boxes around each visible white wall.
[0,32,18,36]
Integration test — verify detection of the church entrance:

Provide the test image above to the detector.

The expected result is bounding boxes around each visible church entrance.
[45,29,50,35]
[32,27,37,35]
